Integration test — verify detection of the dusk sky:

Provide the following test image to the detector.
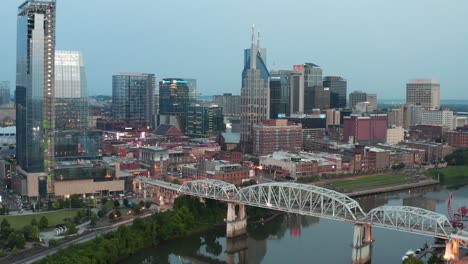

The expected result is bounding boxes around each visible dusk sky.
[0,0,467,99]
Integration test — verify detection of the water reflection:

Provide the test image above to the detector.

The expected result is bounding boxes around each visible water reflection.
[125,184,468,264]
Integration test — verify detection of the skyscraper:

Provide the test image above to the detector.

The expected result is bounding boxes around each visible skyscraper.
[185,105,224,138]
[0,81,10,106]
[112,73,156,128]
[240,27,270,153]
[185,78,198,102]
[16,0,56,197]
[323,76,347,108]
[290,67,305,114]
[158,78,190,131]
[269,71,291,119]
[302,63,323,112]
[55,51,89,130]
[406,79,440,109]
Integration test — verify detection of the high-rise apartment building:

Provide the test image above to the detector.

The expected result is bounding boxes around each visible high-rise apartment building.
[16,0,56,172]
[323,76,347,108]
[0,81,10,106]
[16,0,56,197]
[240,27,270,153]
[158,78,190,132]
[406,79,440,109]
[213,93,241,116]
[55,51,89,130]
[112,73,156,128]
[269,71,291,119]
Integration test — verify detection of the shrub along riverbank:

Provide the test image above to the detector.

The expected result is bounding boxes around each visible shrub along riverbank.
[424,165,468,188]
[38,197,227,264]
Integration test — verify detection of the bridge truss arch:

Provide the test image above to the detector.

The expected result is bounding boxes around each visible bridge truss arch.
[366,206,455,238]
[178,179,238,201]
[233,182,366,221]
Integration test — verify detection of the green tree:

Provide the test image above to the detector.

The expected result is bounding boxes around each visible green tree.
[402,255,424,264]
[31,217,38,226]
[1,218,12,239]
[132,205,143,215]
[23,225,40,241]
[123,198,129,207]
[39,216,49,229]
[144,201,151,209]
[427,254,444,264]
[48,239,58,247]
[64,198,71,208]
[114,200,120,208]
[0,248,4,257]
[12,247,19,256]
[66,223,78,235]
[7,231,26,249]
[139,200,144,207]
[90,213,97,228]
[97,209,105,218]
[70,195,84,208]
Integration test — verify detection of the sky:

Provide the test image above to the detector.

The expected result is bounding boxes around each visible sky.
[0,0,467,99]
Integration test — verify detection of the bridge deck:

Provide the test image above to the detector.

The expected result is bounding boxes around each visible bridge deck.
[137,177,180,191]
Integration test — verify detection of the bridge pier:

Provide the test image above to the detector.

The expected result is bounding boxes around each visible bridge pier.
[226,203,247,238]
[226,235,248,264]
[352,223,373,264]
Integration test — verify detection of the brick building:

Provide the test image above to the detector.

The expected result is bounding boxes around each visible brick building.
[253,119,302,156]
[343,114,388,144]
[446,130,468,148]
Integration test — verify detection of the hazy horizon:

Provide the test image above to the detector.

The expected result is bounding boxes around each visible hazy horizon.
[0,0,467,100]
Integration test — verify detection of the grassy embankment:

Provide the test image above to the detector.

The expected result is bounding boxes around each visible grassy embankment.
[319,173,411,193]
[0,209,80,230]
[424,165,468,188]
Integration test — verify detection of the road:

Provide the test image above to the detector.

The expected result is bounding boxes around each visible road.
[12,213,153,264]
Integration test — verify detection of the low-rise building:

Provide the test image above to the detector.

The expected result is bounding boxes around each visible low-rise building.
[446,130,468,148]
[259,151,340,178]
[198,160,250,186]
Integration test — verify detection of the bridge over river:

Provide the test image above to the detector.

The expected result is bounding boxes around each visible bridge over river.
[135,176,468,263]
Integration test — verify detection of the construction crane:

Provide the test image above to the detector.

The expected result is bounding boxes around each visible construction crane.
[448,193,468,229]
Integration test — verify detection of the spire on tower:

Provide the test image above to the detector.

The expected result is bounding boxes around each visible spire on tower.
[257,31,261,50]
[250,25,257,69]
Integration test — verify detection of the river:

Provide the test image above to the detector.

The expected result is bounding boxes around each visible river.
[124,184,468,264]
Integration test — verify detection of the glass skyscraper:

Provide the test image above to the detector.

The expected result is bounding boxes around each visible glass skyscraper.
[323,76,347,109]
[55,51,89,130]
[0,81,10,106]
[112,73,156,128]
[158,78,190,132]
[269,71,291,119]
[16,0,56,177]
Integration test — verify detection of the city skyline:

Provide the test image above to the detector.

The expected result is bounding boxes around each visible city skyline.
[0,0,467,99]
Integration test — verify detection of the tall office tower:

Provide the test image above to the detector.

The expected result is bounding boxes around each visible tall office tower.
[158,78,190,132]
[16,0,56,198]
[240,27,270,153]
[0,81,10,106]
[310,86,330,110]
[269,71,291,119]
[185,78,198,102]
[406,79,440,109]
[349,90,367,109]
[112,73,156,128]
[323,76,347,108]
[185,105,224,138]
[302,63,323,112]
[213,93,241,116]
[54,51,89,130]
[289,68,304,114]
[366,94,377,112]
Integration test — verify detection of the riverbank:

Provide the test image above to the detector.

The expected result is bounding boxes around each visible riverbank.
[344,179,439,197]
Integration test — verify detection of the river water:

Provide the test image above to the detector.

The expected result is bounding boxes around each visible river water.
[124,184,468,264]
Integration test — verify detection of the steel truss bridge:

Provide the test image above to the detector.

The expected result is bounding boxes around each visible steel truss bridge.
[137,177,468,245]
